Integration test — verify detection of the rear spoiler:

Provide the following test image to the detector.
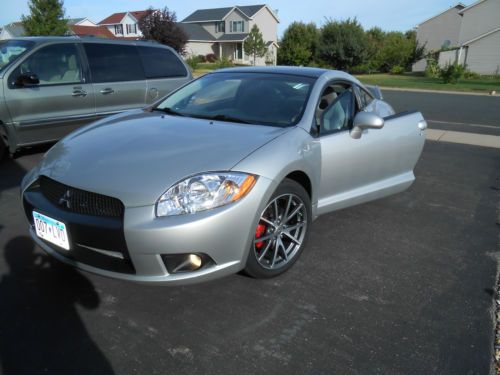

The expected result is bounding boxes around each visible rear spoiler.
[365,85,383,100]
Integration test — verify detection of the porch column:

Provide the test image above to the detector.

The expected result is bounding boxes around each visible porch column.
[219,43,222,59]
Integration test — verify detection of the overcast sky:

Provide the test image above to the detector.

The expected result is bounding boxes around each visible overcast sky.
[1,0,471,35]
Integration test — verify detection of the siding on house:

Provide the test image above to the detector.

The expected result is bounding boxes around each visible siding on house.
[185,42,216,56]
[458,0,500,44]
[463,29,500,74]
[416,5,464,52]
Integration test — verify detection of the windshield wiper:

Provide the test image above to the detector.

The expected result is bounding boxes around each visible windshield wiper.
[151,107,186,117]
[200,114,252,124]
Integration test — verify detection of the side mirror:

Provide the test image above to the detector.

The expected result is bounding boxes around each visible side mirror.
[350,112,384,139]
[15,72,40,87]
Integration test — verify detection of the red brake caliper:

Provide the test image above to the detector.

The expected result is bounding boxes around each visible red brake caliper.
[255,224,267,249]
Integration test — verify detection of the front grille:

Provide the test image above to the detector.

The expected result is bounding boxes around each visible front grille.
[40,176,124,218]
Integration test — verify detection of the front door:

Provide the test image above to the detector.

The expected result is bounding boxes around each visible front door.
[234,43,243,60]
[5,43,96,145]
[316,82,423,215]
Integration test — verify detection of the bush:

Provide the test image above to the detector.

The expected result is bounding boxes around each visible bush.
[214,56,233,69]
[185,55,201,71]
[439,63,466,83]
[197,54,206,63]
[424,58,440,78]
[463,70,480,80]
[389,65,405,75]
[205,53,217,63]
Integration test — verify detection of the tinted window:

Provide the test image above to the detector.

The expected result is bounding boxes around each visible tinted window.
[357,86,374,109]
[84,43,144,83]
[137,46,187,79]
[0,40,34,72]
[13,43,82,86]
[157,72,316,127]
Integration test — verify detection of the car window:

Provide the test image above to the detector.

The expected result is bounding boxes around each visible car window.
[14,43,82,85]
[356,86,374,109]
[321,87,355,134]
[84,43,145,83]
[157,72,316,127]
[137,46,187,78]
[0,40,34,72]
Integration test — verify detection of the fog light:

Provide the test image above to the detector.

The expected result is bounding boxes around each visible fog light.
[161,253,213,274]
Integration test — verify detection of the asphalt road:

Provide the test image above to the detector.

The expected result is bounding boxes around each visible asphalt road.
[0,95,499,374]
[383,90,500,136]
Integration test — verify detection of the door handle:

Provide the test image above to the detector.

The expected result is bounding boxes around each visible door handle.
[72,89,87,97]
[100,88,115,95]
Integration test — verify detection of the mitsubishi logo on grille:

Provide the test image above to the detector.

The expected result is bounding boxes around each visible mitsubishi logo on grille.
[58,190,72,209]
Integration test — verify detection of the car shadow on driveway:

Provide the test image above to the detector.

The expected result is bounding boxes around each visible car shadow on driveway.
[0,236,114,374]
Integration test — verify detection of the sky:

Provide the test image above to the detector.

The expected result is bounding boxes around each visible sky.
[1,0,473,35]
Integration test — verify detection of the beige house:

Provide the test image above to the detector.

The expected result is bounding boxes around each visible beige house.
[179,5,279,66]
[98,10,150,39]
[414,0,500,74]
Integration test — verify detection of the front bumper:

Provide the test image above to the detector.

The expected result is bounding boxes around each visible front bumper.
[23,176,276,285]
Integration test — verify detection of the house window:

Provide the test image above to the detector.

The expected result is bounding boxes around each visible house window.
[215,21,225,33]
[114,24,123,35]
[230,21,244,33]
[126,24,137,34]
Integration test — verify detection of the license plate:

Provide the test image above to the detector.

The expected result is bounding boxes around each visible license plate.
[33,211,70,250]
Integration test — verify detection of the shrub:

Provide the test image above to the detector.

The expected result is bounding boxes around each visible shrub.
[389,65,405,75]
[463,70,480,80]
[185,55,201,71]
[439,63,466,83]
[214,56,233,69]
[424,58,440,78]
[205,53,217,63]
[197,54,206,63]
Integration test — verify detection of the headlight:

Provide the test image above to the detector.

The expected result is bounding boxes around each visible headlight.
[156,172,257,217]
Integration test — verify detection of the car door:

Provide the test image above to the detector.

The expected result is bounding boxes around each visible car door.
[136,45,192,104]
[83,43,147,117]
[5,42,96,146]
[316,81,425,215]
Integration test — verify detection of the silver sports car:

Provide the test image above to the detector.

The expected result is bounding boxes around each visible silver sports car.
[21,67,426,285]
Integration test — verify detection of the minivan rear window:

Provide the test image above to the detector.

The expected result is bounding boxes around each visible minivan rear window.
[84,43,145,83]
[137,46,187,79]
[0,40,34,72]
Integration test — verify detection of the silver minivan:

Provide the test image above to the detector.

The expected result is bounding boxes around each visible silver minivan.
[0,37,192,159]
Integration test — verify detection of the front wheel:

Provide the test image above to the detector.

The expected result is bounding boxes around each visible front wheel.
[244,179,311,278]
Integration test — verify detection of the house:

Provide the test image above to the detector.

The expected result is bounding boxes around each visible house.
[179,5,279,66]
[456,0,500,74]
[0,22,25,40]
[98,10,151,39]
[0,18,117,40]
[412,3,465,71]
[413,0,500,74]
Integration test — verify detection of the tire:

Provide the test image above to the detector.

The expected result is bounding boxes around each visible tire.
[244,178,312,278]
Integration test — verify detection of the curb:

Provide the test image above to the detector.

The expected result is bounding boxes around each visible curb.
[426,129,500,149]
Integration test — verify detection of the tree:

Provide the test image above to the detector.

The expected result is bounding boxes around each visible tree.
[244,24,266,65]
[278,22,319,66]
[22,0,68,36]
[139,7,188,55]
[317,18,367,70]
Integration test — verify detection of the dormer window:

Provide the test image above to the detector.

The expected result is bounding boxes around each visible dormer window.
[230,21,244,33]
[216,21,225,33]
[126,24,137,34]
[114,24,123,35]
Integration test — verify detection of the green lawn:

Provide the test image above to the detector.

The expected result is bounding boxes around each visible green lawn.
[356,73,500,93]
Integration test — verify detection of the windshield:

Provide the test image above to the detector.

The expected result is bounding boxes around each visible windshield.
[156,72,316,127]
[0,40,34,72]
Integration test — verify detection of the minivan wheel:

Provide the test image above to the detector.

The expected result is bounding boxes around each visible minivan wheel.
[244,179,311,278]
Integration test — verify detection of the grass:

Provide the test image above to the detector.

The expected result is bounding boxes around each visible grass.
[356,73,500,93]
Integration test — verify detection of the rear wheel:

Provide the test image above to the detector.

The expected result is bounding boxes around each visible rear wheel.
[244,179,311,278]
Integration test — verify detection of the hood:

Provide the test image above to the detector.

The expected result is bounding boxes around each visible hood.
[37,110,287,207]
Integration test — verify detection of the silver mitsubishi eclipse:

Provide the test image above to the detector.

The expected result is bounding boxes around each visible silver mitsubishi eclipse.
[21,67,426,285]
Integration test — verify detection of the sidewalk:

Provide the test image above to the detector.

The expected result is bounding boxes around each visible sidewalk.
[426,129,500,149]
[381,87,499,97]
